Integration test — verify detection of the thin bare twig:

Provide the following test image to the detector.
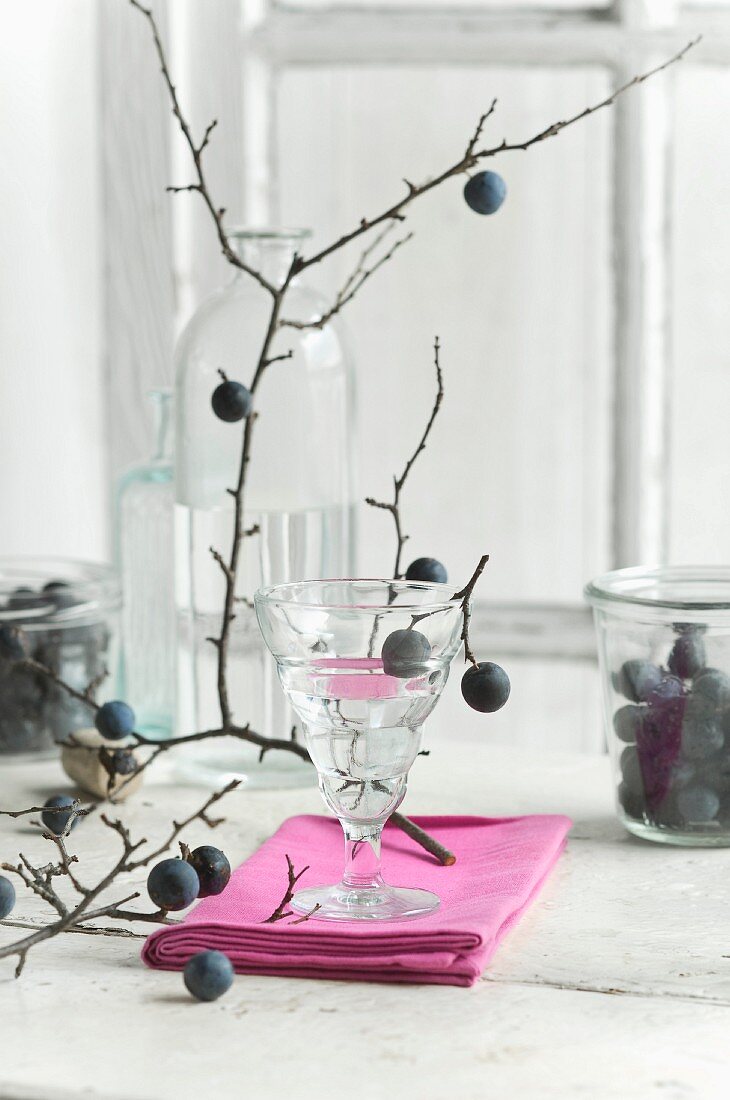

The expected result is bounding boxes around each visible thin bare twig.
[366,337,444,578]
[262,855,310,923]
[281,229,414,331]
[293,39,699,276]
[0,784,238,976]
[452,554,490,668]
[128,1,275,296]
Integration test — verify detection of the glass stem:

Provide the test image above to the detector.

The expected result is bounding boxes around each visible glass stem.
[341,820,385,889]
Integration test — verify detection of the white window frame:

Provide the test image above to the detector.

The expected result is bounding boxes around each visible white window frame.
[100,0,724,660]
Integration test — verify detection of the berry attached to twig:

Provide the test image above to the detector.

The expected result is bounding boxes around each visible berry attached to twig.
[405,558,448,584]
[212,380,253,423]
[464,171,507,215]
[461,661,511,713]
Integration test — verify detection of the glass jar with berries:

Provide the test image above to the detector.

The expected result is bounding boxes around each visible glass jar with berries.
[173,228,355,787]
[586,566,730,846]
[0,559,122,759]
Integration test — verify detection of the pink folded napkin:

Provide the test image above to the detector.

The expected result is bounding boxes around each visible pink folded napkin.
[143,813,571,987]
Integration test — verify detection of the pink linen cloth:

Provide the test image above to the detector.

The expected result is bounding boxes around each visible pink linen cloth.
[142,813,571,987]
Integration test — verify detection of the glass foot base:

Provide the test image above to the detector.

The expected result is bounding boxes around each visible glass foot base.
[291,883,440,923]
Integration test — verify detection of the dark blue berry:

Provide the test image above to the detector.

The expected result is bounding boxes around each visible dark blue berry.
[42,580,69,593]
[7,587,43,612]
[404,558,448,585]
[183,950,234,1002]
[188,846,231,898]
[463,171,507,215]
[681,698,724,762]
[95,700,136,741]
[668,632,706,680]
[41,795,78,835]
[613,704,644,743]
[693,669,730,709]
[110,749,138,776]
[617,781,644,820]
[381,629,431,678]
[461,662,511,713]
[620,745,644,796]
[616,660,663,703]
[0,875,16,920]
[677,784,720,823]
[211,380,252,423]
[0,625,26,662]
[147,859,199,911]
[646,675,683,708]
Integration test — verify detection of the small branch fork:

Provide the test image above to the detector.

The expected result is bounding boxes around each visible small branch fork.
[452,555,490,669]
[262,855,321,924]
[366,336,444,579]
[0,783,238,977]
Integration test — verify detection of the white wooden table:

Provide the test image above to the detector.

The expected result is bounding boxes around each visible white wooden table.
[1,740,728,1100]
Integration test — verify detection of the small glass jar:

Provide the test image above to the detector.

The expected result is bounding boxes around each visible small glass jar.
[586,566,730,847]
[0,558,121,759]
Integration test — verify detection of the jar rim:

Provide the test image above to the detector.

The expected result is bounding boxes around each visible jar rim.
[0,557,121,625]
[225,226,312,242]
[585,565,730,615]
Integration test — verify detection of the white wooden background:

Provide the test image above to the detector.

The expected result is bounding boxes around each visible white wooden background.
[1,0,729,753]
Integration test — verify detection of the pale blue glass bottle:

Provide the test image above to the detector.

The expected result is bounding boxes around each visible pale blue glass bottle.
[115,389,175,739]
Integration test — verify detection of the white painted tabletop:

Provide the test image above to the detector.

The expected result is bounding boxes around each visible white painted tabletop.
[1,739,728,1100]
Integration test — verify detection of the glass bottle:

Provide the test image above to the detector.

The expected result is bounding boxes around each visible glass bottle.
[116,389,175,739]
[174,228,355,787]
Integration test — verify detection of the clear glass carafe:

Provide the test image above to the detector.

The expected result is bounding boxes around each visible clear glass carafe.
[116,389,175,739]
[174,229,355,786]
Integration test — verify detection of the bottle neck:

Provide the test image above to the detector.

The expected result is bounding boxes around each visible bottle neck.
[227,230,309,287]
[149,389,173,462]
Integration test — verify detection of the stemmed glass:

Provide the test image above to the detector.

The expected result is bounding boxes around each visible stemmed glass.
[254,579,463,921]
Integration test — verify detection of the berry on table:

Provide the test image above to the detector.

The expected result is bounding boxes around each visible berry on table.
[0,874,16,920]
[41,795,78,835]
[188,845,231,898]
[463,171,507,215]
[404,558,448,584]
[0,625,26,662]
[183,950,234,1002]
[461,661,511,713]
[147,859,200,911]
[95,700,136,741]
[615,660,663,704]
[381,629,431,678]
[211,380,253,423]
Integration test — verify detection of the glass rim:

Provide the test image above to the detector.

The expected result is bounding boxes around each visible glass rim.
[225,226,312,242]
[585,564,730,613]
[254,578,461,614]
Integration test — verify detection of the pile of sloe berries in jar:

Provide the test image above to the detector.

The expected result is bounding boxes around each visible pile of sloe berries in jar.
[586,566,730,846]
[0,559,121,758]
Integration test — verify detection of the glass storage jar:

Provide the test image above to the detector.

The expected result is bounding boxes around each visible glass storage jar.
[586,565,730,846]
[0,558,121,759]
[174,228,355,787]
